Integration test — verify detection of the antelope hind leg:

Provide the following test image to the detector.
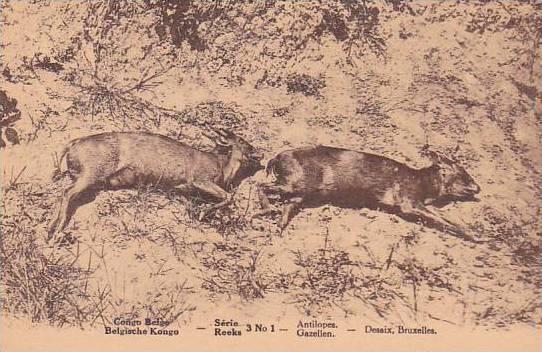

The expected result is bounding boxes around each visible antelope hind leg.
[48,177,93,241]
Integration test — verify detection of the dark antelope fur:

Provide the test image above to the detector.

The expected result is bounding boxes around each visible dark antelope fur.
[255,145,483,243]
[48,129,263,241]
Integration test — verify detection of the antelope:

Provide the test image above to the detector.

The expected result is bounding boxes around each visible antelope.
[255,145,483,243]
[48,129,264,241]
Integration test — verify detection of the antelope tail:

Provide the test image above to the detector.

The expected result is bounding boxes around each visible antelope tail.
[51,139,77,182]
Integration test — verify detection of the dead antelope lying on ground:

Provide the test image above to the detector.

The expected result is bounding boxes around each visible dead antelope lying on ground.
[255,145,483,243]
[48,129,263,241]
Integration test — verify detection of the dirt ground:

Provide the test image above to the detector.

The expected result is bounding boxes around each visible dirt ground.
[1,0,541,346]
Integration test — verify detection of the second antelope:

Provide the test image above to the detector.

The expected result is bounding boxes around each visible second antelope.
[255,145,483,243]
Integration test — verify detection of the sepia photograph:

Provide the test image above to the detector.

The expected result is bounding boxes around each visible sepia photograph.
[1,1,541,351]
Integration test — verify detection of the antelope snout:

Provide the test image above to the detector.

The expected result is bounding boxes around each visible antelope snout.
[249,150,265,162]
[254,151,265,161]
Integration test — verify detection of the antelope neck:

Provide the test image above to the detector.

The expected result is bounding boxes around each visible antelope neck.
[219,149,242,188]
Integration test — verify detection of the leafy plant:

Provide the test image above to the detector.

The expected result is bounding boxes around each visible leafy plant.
[0,89,21,148]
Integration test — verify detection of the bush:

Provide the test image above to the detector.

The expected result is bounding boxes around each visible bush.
[286,73,326,98]
[0,89,21,147]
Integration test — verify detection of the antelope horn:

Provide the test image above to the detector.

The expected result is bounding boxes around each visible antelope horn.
[211,127,235,138]
[203,130,229,146]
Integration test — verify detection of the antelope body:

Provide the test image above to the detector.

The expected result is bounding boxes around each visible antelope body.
[256,145,482,243]
[48,130,263,240]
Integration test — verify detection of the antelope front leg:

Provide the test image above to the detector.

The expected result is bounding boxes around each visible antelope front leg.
[279,197,303,233]
[191,181,231,220]
[423,206,470,229]
[251,185,280,219]
[401,206,485,244]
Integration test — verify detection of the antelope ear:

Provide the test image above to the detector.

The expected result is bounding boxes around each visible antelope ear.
[210,127,237,143]
[211,127,231,137]
[203,132,225,146]
[219,128,236,139]
[421,144,438,160]
[425,150,441,163]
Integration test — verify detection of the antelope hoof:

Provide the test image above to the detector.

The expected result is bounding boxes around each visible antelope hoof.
[463,232,487,244]
[250,207,280,220]
[198,210,208,221]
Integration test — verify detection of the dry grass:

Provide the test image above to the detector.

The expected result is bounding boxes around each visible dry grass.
[0,0,541,331]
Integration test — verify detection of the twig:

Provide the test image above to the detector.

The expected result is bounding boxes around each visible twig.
[324,226,330,250]
[6,166,27,191]
[84,251,93,295]
[384,243,397,270]
[243,184,253,218]
[412,280,418,315]
[121,65,172,94]
[428,313,457,325]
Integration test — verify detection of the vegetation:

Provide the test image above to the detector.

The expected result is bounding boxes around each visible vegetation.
[1,0,540,330]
